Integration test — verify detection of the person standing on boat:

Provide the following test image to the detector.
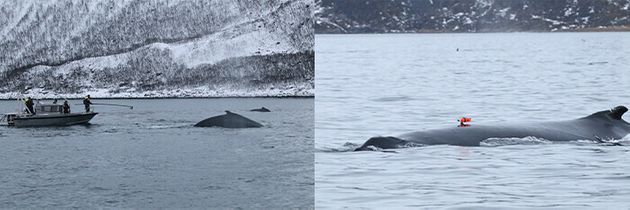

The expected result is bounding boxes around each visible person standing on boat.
[24,97,35,115]
[83,95,93,112]
[63,100,71,113]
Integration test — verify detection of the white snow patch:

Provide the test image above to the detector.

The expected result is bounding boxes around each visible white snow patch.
[509,14,516,20]
[51,52,130,76]
[463,17,474,25]
[532,15,565,25]
[475,0,493,8]
[564,7,575,16]
[497,7,510,17]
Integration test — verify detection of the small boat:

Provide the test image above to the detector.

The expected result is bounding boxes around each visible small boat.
[1,104,98,127]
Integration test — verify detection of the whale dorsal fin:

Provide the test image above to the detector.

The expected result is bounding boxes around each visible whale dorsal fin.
[608,106,628,120]
[586,106,628,120]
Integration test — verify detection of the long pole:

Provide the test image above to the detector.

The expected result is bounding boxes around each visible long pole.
[93,103,134,109]
[76,103,133,109]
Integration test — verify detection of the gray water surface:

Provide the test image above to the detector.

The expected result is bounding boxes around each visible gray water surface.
[315,33,630,209]
[0,98,313,209]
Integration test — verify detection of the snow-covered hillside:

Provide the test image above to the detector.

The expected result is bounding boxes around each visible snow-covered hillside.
[316,0,630,33]
[0,0,314,98]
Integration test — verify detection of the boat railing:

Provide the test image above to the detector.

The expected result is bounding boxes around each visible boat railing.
[0,113,18,126]
[0,114,6,125]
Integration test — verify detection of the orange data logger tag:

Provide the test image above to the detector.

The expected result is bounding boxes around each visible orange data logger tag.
[458,117,472,127]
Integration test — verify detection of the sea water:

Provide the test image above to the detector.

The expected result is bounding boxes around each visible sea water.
[0,98,313,209]
[315,32,630,208]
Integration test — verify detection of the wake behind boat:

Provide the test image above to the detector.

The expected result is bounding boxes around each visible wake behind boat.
[1,103,98,127]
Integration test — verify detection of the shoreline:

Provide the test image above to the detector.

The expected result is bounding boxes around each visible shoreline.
[0,85,314,100]
[314,26,630,34]
[0,96,314,100]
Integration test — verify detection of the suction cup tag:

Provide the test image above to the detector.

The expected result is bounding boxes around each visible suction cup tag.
[458,117,472,127]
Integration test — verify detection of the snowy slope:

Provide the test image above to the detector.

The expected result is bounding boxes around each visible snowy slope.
[0,0,314,98]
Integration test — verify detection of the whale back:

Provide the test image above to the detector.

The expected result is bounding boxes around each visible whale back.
[194,111,263,128]
[250,107,271,112]
[359,106,630,149]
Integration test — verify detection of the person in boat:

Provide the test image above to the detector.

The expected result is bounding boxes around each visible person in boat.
[24,97,35,115]
[83,95,92,112]
[63,100,70,113]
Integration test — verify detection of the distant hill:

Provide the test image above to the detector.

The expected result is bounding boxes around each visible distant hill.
[315,0,630,33]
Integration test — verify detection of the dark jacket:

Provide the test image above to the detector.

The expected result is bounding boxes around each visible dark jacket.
[63,103,70,113]
[25,99,34,107]
[83,98,92,106]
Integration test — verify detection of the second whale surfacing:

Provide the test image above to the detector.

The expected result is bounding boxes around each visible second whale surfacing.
[356,106,630,151]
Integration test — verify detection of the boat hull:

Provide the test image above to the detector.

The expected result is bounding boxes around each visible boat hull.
[13,112,98,127]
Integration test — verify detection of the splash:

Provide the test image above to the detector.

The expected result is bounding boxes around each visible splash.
[480,136,552,146]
